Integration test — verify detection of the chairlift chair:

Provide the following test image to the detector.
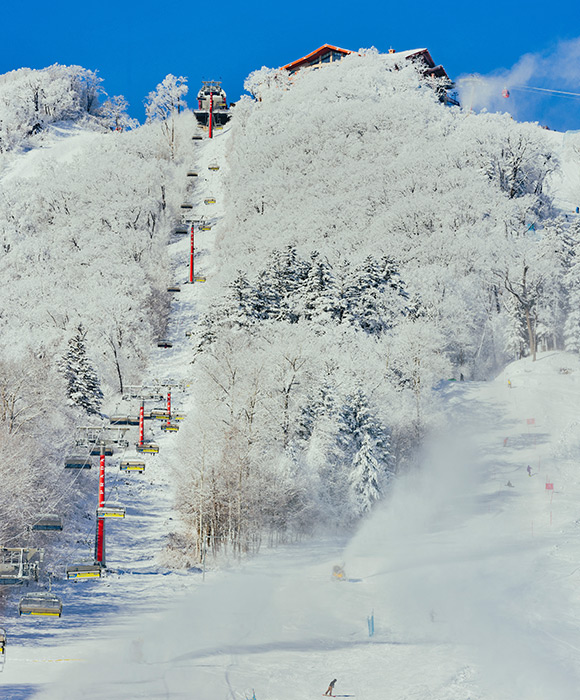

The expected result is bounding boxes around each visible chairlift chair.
[0,628,6,660]
[199,223,212,231]
[66,563,102,579]
[167,286,181,292]
[208,163,220,171]
[65,455,93,469]
[150,409,171,420]
[109,415,140,426]
[18,592,62,617]
[32,515,63,531]
[181,203,193,209]
[172,412,186,421]
[157,340,173,348]
[96,502,126,519]
[187,171,198,177]
[161,422,179,432]
[135,442,160,454]
[204,197,216,205]
[174,227,189,235]
[0,564,24,585]
[192,134,203,140]
[140,391,165,402]
[89,445,113,456]
[120,460,146,473]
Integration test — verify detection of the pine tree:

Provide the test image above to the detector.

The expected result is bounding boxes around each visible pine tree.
[336,389,394,515]
[349,432,382,514]
[60,325,103,415]
[298,251,336,323]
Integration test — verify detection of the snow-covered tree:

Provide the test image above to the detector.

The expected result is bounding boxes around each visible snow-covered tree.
[60,325,103,415]
[145,74,188,158]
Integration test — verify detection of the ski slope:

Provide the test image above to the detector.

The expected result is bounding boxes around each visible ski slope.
[3,126,580,700]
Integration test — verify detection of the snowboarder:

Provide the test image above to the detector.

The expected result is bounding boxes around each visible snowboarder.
[527,465,532,477]
[324,679,337,696]
[507,379,512,389]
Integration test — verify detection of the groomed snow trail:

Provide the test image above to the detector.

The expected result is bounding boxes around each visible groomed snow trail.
[29,353,580,700]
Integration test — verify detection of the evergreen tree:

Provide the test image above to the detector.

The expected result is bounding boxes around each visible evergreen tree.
[60,325,103,415]
[349,432,382,514]
[336,389,394,515]
[298,251,336,323]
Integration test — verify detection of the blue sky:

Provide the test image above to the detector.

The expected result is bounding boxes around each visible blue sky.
[3,0,580,131]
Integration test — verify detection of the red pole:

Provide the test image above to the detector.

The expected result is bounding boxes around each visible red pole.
[139,401,144,446]
[167,391,171,427]
[95,444,106,565]
[209,92,213,139]
[189,224,195,283]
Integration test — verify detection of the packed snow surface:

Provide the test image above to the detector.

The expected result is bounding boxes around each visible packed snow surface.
[3,128,580,700]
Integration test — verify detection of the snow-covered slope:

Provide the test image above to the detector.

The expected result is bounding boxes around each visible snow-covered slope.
[5,344,580,698]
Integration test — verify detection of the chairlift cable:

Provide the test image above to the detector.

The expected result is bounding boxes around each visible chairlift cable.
[511,85,580,99]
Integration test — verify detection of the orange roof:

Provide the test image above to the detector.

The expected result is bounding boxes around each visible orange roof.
[282,44,352,72]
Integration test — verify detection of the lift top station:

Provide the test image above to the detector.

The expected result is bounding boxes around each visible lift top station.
[194,80,231,130]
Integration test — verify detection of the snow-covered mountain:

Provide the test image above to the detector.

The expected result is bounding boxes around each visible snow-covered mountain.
[1,51,580,699]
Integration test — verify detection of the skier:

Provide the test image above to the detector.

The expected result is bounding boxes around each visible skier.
[507,379,512,389]
[527,465,532,477]
[324,679,337,696]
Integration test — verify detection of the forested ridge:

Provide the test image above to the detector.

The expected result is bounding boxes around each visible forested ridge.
[169,51,580,563]
[1,54,580,575]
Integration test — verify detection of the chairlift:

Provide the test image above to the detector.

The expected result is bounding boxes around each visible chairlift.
[0,548,41,585]
[167,286,181,292]
[120,460,146,473]
[89,445,113,456]
[66,562,102,580]
[96,502,126,519]
[204,197,216,205]
[65,455,93,469]
[0,564,24,585]
[187,171,198,177]
[135,442,160,454]
[32,514,63,532]
[161,422,180,432]
[18,592,62,617]
[141,391,164,402]
[109,415,139,426]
